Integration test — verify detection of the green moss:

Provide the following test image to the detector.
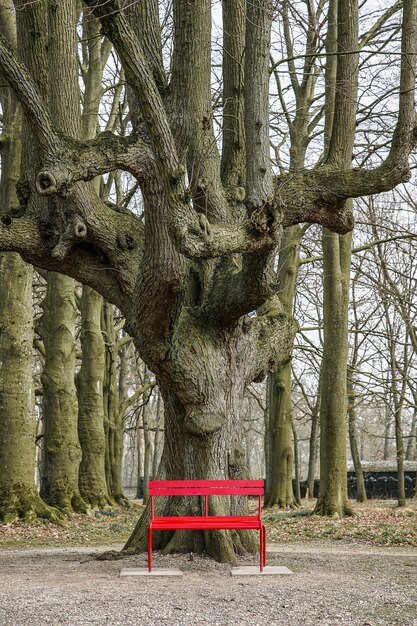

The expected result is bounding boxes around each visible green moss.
[0,486,65,525]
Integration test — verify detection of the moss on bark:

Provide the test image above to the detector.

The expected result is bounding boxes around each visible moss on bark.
[0,254,63,525]
[40,272,86,514]
[77,286,114,509]
[0,485,64,524]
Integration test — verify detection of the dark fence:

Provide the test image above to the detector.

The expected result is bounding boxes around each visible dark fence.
[295,471,417,500]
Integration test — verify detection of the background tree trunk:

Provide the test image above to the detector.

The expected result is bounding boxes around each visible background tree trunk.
[306,395,320,499]
[0,255,61,523]
[0,1,60,523]
[77,286,112,508]
[314,229,353,517]
[347,377,367,502]
[102,302,125,504]
[40,272,86,513]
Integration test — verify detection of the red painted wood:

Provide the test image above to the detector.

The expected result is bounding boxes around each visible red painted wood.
[147,479,266,572]
[149,479,263,488]
[150,515,262,530]
[148,486,264,496]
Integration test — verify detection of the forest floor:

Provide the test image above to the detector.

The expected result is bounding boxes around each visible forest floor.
[0,499,416,626]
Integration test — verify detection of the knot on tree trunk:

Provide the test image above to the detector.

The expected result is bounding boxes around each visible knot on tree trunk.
[50,216,88,260]
[36,171,58,196]
[184,407,226,436]
[35,165,73,197]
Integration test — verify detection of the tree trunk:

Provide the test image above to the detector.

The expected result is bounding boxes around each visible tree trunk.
[265,226,301,508]
[395,405,406,507]
[0,4,60,524]
[264,374,272,496]
[0,255,61,523]
[265,363,295,507]
[136,421,143,500]
[113,336,131,506]
[152,390,163,478]
[40,272,86,513]
[292,421,301,505]
[347,378,367,503]
[125,380,258,563]
[306,400,320,499]
[383,402,391,460]
[405,409,417,461]
[102,302,128,505]
[142,393,152,505]
[314,229,353,518]
[77,286,112,508]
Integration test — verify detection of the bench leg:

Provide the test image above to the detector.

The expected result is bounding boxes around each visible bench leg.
[260,524,266,572]
[148,526,152,573]
[259,527,263,573]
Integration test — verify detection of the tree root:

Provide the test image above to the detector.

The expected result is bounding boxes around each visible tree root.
[80,492,115,510]
[113,494,132,508]
[0,487,65,525]
[313,498,355,518]
[264,497,300,509]
[42,492,88,516]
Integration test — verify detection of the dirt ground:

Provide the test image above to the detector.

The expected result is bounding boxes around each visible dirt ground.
[0,541,416,626]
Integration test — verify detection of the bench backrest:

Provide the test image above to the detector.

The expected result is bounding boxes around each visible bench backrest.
[148,479,264,519]
[148,479,264,497]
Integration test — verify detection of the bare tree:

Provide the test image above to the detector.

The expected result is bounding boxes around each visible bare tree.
[0,0,416,558]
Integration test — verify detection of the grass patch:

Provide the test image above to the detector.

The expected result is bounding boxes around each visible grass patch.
[1,499,416,550]
[265,499,417,547]
[0,502,144,549]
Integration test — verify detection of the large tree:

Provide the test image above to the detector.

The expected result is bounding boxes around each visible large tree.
[0,0,416,560]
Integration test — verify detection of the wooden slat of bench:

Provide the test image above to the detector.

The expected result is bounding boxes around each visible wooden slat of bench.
[148,486,263,496]
[150,515,262,530]
[149,480,264,488]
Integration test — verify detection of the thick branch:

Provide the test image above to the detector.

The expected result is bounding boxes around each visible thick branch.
[35,133,155,196]
[169,213,275,259]
[170,0,227,222]
[327,0,359,166]
[244,296,298,385]
[385,0,417,169]
[0,212,128,311]
[244,0,274,212]
[221,0,246,190]
[279,159,417,233]
[0,32,60,158]
[83,0,180,182]
[125,0,166,92]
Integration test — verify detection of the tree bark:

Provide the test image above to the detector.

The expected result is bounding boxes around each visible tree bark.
[0,0,61,523]
[347,377,367,503]
[77,286,113,508]
[405,410,417,461]
[265,365,295,508]
[152,390,163,478]
[40,272,86,513]
[314,230,353,518]
[265,226,301,508]
[306,398,320,499]
[0,255,60,523]
[102,302,127,505]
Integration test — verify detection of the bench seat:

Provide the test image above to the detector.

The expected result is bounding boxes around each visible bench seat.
[147,479,266,572]
[150,515,263,530]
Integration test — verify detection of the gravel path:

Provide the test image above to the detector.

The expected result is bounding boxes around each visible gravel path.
[0,542,416,626]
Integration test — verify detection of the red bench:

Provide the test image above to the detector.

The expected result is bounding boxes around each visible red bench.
[148,479,266,572]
